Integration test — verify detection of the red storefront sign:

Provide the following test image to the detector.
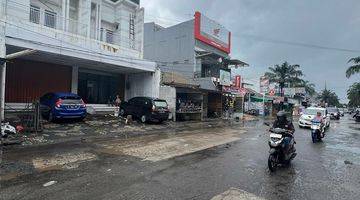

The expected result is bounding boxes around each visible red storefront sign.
[194,11,231,54]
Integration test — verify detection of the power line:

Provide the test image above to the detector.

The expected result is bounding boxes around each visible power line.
[234,33,360,53]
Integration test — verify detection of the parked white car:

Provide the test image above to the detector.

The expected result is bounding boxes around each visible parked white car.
[298,107,330,128]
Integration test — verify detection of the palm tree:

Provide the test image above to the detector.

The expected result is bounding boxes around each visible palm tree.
[264,62,303,96]
[317,88,340,107]
[346,56,360,78]
[347,82,360,107]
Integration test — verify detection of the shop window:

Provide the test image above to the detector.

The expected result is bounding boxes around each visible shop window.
[29,5,40,24]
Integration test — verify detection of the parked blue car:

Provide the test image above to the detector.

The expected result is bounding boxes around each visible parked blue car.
[40,92,86,121]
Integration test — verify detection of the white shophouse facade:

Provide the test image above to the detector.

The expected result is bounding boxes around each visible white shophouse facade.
[0,0,160,117]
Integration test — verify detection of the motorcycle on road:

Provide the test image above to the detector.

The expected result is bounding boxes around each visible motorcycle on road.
[310,120,325,143]
[267,127,297,172]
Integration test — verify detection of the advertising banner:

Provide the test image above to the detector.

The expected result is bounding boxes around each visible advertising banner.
[283,87,306,97]
[220,70,231,86]
[260,76,269,94]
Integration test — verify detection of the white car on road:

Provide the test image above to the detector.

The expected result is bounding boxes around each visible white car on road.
[299,107,330,128]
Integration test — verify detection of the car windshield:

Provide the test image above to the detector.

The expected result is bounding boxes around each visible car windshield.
[154,100,167,107]
[61,96,82,104]
[305,109,324,116]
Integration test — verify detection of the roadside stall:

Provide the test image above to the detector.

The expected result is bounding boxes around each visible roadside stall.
[250,96,273,116]
[159,72,204,121]
[176,89,203,121]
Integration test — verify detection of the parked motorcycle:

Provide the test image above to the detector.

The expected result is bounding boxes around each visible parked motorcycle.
[310,120,324,143]
[353,111,360,122]
[267,127,297,172]
[1,123,16,139]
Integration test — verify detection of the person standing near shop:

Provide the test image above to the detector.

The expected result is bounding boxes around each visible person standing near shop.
[114,95,122,107]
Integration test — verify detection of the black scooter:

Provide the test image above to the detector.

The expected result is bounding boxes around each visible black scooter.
[265,123,297,172]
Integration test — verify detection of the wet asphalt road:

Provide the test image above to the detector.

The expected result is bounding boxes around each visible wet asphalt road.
[1,115,360,200]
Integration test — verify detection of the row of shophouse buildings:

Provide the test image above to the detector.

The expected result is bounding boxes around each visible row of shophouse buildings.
[0,0,249,121]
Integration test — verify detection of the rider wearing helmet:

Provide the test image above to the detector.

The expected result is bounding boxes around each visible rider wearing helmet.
[313,111,325,137]
[272,111,295,153]
[272,111,295,133]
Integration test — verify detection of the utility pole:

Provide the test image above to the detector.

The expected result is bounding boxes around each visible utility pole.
[0,50,37,122]
[0,0,6,124]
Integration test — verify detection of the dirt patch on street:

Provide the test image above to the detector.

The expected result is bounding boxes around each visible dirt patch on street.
[211,188,267,200]
[98,129,245,162]
[32,152,97,171]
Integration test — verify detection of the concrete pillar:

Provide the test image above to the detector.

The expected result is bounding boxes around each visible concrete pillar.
[71,66,78,94]
[86,0,92,38]
[96,3,102,40]
[0,0,6,120]
[62,0,71,31]
[62,0,67,30]
[64,0,70,31]
[0,63,5,120]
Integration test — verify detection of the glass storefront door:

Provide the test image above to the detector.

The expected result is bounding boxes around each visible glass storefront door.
[78,71,122,104]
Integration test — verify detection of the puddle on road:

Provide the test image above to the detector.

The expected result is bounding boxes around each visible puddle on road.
[98,130,245,162]
[32,152,97,171]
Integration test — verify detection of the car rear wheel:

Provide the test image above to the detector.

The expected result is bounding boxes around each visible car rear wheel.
[140,115,147,123]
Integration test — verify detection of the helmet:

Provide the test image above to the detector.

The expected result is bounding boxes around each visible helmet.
[276,111,287,122]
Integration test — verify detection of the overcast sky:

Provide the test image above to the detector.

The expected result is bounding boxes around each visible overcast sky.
[141,0,360,103]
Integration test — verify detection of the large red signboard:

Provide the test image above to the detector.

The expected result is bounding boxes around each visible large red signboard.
[194,11,231,54]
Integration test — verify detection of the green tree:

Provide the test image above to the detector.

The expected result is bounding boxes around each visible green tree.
[347,82,360,107]
[317,89,340,107]
[346,56,360,78]
[294,80,316,96]
[264,62,303,96]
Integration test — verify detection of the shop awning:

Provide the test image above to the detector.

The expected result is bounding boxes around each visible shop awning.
[162,72,200,88]
[250,96,273,102]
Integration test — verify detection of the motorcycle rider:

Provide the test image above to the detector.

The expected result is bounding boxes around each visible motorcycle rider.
[272,111,295,153]
[313,111,325,137]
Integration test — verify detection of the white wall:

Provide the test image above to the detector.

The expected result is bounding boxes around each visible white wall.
[159,86,176,120]
[125,68,161,100]
[7,0,30,21]
[144,21,195,78]
[101,1,115,23]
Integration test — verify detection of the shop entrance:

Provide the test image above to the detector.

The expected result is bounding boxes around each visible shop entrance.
[207,92,222,118]
[78,71,125,104]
